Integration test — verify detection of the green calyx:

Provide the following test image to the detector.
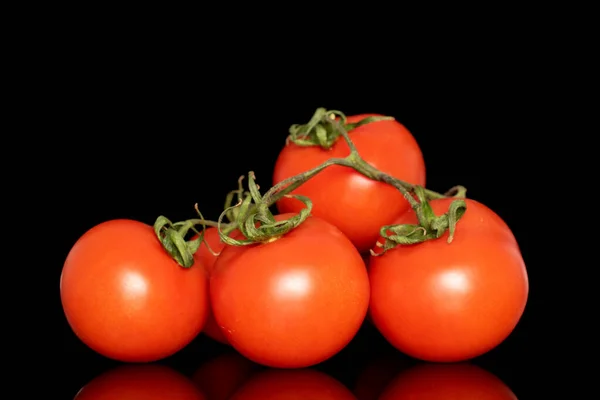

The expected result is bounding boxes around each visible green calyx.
[153,183,250,268]
[373,186,467,256]
[216,171,313,246]
[287,107,394,149]
[154,215,205,268]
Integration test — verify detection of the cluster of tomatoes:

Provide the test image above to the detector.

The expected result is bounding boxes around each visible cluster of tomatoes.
[60,109,529,369]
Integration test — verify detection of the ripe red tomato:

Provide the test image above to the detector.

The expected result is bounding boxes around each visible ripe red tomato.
[74,364,206,400]
[194,227,231,344]
[61,219,209,363]
[210,213,370,368]
[230,369,356,400]
[369,198,528,362]
[192,351,260,400]
[273,113,426,253]
[379,363,517,399]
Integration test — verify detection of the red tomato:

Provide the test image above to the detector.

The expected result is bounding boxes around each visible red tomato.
[230,369,357,400]
[61,219,209,362]
[379,363,517,399]
[74,364,206,400]
[192,351,260,400]
[273,114,426,253]
[210,213,370,368]
[369,198,528,362]
[193,227,231,344]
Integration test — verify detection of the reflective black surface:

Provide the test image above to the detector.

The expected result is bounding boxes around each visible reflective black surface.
[58,316,539,398]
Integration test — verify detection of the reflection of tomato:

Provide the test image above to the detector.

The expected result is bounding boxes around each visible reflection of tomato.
[273,113,426,253]
[369,198,529,362]
[193,227,231,344]
[379,363,517,399]
[192,351,260,400]
[353,354,412,400]
[210,214,370,368]
[74,364,206,399]
[61,219,209,362]
[230,369,356,399]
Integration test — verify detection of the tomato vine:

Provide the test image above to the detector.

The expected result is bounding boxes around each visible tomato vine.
[155,107,469,268]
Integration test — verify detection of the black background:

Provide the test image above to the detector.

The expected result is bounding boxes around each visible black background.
[41,36,568,398]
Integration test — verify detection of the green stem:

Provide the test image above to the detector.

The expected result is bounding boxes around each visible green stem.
[264,115,462,215]
[287,107,395,150]
[372,186,467,256]
[152,184,248,268]
[263,109,468,253]
[216,171,314,247]
[444,185,468,198]
[156,108,469,267]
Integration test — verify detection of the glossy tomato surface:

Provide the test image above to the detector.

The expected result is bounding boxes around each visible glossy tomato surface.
[369,198,529,362]
[194,227,231,344]
[273,114,426,253]
[61,219,209,362]
[210,214,370,368]
[230,369,357,400]
[74,364,206,400]
[379,363,518,399]
[192,351,260,400]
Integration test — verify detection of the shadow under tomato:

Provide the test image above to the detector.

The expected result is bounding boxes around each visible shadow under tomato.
[192,228,232,346]
[191,351,262,400]
[378,362,518,400]
[228,368,357,400]
[73,363,206,400]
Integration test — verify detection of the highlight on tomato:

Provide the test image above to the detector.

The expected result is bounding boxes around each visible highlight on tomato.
[273,108,426,253]
[210,212,370,369]
[229,369,357,400]
[60,219,209,363]
[192,351,261,400]
[378,362,518,400]
[369,197,529,363]
[74,364,206,400]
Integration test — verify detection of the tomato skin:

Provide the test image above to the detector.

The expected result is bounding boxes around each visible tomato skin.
[194,227,231,344]
[74,364,206,400]
[369,198,528,362]
[210,214,370,368]
[379,363,517,399]
[60,219,209,363]
[273,114,426,253]
[192,351,260,400]
[230,369,357,400]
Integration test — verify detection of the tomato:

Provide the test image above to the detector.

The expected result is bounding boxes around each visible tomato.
[192,351,260,400]
[273,113,426,253]
[369,198,528,362]
[379,363,517,399]
[60,219,209,362]
[230,369,356,400]
[74,364,206,400]
[193,227,231,344]
[210,213,370,368]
